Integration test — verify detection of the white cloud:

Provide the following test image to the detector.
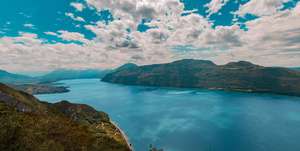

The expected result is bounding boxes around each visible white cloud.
[24,23,35,28]
[205,0,230,16]
[233,4,300,66]
[44,31,88,43]
[1,0,300,72]
[44,32,58,36]
[65,12,85,22]
[85,0,184,28]
[70,2,85,12]
[237,0,291,17]
[0,32,115,71]
[57,30,89,43]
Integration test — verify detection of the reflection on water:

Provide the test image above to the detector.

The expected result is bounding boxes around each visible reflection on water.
[36,79,300,151]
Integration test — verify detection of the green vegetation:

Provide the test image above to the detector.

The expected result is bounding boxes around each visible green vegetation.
[0,83,131,151]
[102,59,300,96]
[12,84,69,95]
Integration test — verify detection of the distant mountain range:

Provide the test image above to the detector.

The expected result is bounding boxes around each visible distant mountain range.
[102,59,300,96]
[0,69,110,84]
[0,83,131,151]
[0,69,110,94]
[0,70,37,84]
[37,69,111,83]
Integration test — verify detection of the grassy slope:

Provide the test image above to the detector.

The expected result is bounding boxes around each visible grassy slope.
[0,83,131,151]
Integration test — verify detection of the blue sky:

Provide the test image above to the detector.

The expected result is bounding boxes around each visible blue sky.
[0,0,255,38]
[0,0,300,71]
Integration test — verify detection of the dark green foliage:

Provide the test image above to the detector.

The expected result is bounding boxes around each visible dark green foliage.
[0,84,131,151]
[102,59,300,96]
[12,84,69,95]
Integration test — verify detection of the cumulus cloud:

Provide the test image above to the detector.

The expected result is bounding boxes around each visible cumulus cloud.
[70,2,85,12]
[65,12,85,22]
[234,4,300,65]
[0,0,300,72]
[0,32,127,71]
[85,0,184,28]
[44,31,58,36]
[237,0,292,17]
[205,0,230,16]
[57,30,89,43]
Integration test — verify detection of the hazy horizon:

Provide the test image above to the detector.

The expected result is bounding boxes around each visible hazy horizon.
[2,58,300,74]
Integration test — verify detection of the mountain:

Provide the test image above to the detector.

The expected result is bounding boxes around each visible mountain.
[0,69,111,95]
[0,69,69,94]
[0,83,131,151]
[0,69,111,84]
[38,69,111,83]
[0,70,36,84]
[291,67,300,71]
[115,63,138,71]
[102,59,300,96]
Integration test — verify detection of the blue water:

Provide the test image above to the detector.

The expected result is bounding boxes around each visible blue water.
[36,79,300,151]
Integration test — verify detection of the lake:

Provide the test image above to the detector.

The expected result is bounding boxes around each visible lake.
[36,79,300,151]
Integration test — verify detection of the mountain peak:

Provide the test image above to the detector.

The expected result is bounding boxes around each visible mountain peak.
[173,59,215,64]
[0,69,8,74]
[116,63,138,71]
[224,61,259,68]
[0,69,34,84]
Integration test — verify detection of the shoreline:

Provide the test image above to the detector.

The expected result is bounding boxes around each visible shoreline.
[111,120,134,151]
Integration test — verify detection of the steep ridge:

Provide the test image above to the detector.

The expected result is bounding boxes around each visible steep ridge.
[0,83,131,151]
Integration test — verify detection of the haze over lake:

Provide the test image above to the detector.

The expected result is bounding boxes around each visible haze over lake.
[36,79,300,151]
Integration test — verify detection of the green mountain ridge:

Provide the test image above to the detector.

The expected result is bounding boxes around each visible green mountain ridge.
[291,67,300,71]
[102,59,300,96]
[38,69,111,83]
[0,83,131,151]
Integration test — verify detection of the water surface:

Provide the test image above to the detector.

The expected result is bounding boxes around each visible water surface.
[36,79,300,151]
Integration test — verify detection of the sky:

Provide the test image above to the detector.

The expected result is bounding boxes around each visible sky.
[0,0,300,72]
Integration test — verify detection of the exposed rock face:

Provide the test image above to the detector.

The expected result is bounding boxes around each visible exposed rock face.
[102,59,300,96]
[0,91,34,113]
[0,83,131,151]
